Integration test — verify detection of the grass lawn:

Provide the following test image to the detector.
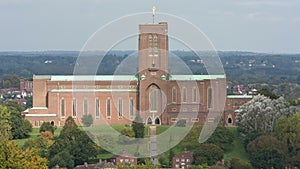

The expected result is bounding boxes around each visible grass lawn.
[98,153,115,160]
[13,127,63,148]
[156,125,250,166]
[13,124,251,167]
[81,124,150,137]
[13,128,40,147]
[54,126,63,136]
[224,127,250,164]
[156,125,170,135]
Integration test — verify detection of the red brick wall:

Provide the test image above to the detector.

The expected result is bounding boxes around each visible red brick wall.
[32,78,49,107]
[138,23,169,75]
[222,97,252,126]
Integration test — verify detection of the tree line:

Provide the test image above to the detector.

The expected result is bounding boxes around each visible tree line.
[236,94,299,168]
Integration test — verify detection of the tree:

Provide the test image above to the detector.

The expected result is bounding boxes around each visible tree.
[274,113,300,167]
[258,88,279,99]
[193,144,224,166]
[23,131,54,158]
[0,105,12,140]
[181,126,203,150]
[119,127,135,144]
[236,95,295,135]
[132,111,145,138]
[10,111,29,139]
[49,150,74,169]
[0,141,48,169]
[120,127,135,137]
[229,158,250,169]
[0,108,47,168]
[169,149,175,167]
[2,74,20,88]
[21,147,48,169]
[5,100,24,112]
[117,159,158,169]
[242,130,262,149]
[40,121,55,134]
[3,101,32,139]
[250,148,285,169]
[23,119,33,133]
[247,136,286,169]
[49,116,98,167]
[81,114,93,127]
[158,149,174,168]
[246,135,286,154]
[158,153,170,168]
[209,166,226,169]
[187,164,209,169]
[205,127,234,152]
[4,100,32,139]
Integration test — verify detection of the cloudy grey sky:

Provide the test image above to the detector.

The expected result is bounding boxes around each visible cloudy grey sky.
[0,0,300,53]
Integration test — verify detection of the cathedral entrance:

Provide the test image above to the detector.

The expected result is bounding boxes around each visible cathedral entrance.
[147,84,166,126]
[228,118,232,124]
[227,114,233,126]
[147,117,153,125]
[154,117,160,125]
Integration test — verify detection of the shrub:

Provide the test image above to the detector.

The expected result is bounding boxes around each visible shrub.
[81,114,93,127]
[193,144,224,166]
[176,119,186,127]
[40,122,55,134]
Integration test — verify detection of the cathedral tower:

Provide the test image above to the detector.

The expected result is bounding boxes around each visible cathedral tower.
[138,22,169,75]
[138,22,169,126]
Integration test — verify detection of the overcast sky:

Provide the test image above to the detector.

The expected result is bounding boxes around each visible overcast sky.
[1,0,300,53]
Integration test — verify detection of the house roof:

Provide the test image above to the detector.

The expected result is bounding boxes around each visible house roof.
[33,75,138,81]
[173,151,193,159]
[169,75,225,81]
[112,150,136,159]
[73,164,96,169]
[227,95,253,99]
[33,74,225,81]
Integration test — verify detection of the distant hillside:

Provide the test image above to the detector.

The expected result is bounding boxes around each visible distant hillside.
[0,50,299,98]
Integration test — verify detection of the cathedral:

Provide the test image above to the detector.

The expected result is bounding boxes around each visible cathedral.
[24,22,252,127]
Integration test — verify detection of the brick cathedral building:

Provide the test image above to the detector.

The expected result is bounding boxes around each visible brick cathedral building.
[24,22,252,127]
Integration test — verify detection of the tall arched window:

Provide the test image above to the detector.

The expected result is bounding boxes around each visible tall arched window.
[182,87,187,103]
[106,98,111,118]
[84,98,88,115]
[149,35,153,56]
[129,98,134,119]
[95,98,100,118]
[61,98,65,117]
[192,87,197,102]
[153,35,158,56]
[118,98,123,118]
[150,86,158,112]
[172,87,177,103]
[72,98,77,117]
[208,87,213,108]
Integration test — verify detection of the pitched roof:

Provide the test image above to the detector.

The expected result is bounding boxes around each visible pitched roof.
[227,95,253,99]
[33,74,225,81]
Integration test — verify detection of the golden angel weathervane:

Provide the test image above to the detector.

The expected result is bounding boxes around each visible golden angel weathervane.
[152,6,156,24]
